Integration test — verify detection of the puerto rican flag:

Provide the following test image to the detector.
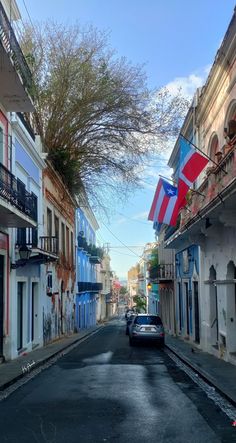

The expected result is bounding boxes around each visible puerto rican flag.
[177,136,208,203]
[148,178,180,226]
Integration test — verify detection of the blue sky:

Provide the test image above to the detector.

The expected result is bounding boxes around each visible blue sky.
[18,0,236,280]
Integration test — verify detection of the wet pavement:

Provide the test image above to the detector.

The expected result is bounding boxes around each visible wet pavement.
[0,319,235,442]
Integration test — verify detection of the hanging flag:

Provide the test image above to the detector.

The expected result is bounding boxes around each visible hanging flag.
[178,136,209,203]
[148,178,180,226]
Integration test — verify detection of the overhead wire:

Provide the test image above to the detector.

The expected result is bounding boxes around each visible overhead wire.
[100,221,142,259]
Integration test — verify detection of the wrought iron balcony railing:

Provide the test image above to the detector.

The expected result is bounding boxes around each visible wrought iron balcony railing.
[77,282,103,293]
[16,112,35,141]
[157,264,175,280]
[17,228,59,256]
[177,145,236,230]
[0,1,33,96]
[0,163,37,221]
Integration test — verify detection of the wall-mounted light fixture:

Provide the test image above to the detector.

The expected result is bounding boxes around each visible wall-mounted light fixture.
[11,245,32,269]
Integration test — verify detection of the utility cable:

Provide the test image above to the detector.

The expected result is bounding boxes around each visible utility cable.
[100,221,142,259]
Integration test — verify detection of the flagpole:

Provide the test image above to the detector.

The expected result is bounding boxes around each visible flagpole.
[159,174,205,197]
[159,174,176,184]
[180,133,227,174]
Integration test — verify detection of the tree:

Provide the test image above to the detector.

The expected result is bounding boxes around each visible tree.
[120,286,127,295]
[133,294,146,313]
[21,22,189,209]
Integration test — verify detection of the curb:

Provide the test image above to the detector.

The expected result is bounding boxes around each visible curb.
[165,343,236,408]
[0,325,103,392]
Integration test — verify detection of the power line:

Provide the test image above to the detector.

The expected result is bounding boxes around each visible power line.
[21,0,36,31]
[101,221,142,259]
[109,245,145,248]
[109,250,139,258]
[117,212,150,225]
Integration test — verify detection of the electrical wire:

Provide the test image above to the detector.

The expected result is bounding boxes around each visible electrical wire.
[100,221,142,259]
[117,212,150,225]
[109,249,139,258]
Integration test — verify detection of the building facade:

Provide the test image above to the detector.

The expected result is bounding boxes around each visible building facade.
[42,162,76,344]
[97,253,112,322]
[75,204,102,330]
[0,0,36,361]
[127,265,139,308]
[166,9,236,364]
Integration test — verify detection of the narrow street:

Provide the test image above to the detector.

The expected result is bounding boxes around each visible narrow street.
[0,320,235,443]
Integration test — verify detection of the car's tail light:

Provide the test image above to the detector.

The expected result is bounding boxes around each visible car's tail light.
[159,332,164,337]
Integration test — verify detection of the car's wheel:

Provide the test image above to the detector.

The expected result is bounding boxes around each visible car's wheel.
[159,339,165,348]
[129,337,134,346]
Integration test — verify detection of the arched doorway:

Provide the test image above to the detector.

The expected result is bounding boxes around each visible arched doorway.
[224,100,236,144]
[208,134,219,165]
[209,265,218,348]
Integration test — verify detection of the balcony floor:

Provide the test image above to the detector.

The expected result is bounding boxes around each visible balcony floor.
[0,43,34,112]
[0,198,37,227]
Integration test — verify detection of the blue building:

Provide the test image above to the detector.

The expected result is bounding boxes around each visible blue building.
[75,206,102,330]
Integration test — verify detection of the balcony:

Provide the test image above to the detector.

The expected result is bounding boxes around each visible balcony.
[16,112,35,141]
[16,228,59,263]
[0,2,34,111]
[165,145,236,249]
[89,255,101,264]
[0,163,37,227]
[77,235,103,263]
[77,282,103,293]
[157,264,175,281]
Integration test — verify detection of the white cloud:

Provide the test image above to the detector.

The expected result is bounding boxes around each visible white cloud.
[132,211,149,220]
[166,66,209,100]
[116,217,127,225]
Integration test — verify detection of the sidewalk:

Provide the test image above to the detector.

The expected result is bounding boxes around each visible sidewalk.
[0,325,103,391]
[165,334,236,406]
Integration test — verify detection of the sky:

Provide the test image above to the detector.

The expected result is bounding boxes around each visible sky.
[18,0,236,280]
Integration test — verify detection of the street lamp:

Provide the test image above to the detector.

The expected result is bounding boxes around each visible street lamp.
[147,282,152,291]
[11,245,32,269]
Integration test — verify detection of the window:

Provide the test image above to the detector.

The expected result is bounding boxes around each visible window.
[208,134,219,165]
[71,232,74,266]
[134,316,162,325]
[66,226,70,259]
[61,222,65,256]
[54,215,59,253]
[54,215,59,239]
[47,208,52,237]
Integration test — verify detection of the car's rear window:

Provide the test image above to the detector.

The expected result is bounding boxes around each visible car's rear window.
[134,316,162,325]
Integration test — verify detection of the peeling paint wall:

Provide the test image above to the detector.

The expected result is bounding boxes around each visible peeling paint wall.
[42,163,76,343]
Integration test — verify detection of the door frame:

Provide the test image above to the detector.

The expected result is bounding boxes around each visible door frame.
[193,281,200,343]
[31,279,39,346]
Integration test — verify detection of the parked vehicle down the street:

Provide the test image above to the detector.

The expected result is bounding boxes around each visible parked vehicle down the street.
[129,314,165,347]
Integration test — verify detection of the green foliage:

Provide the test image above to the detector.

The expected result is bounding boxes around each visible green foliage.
[21,22,190,210]
[133,294,146,313]
[120,286,127,295]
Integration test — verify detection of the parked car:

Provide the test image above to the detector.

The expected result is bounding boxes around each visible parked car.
[129,314,165,347]
[125,314,136,335]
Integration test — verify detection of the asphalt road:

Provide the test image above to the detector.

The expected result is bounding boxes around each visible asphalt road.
[0,319,235,443]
